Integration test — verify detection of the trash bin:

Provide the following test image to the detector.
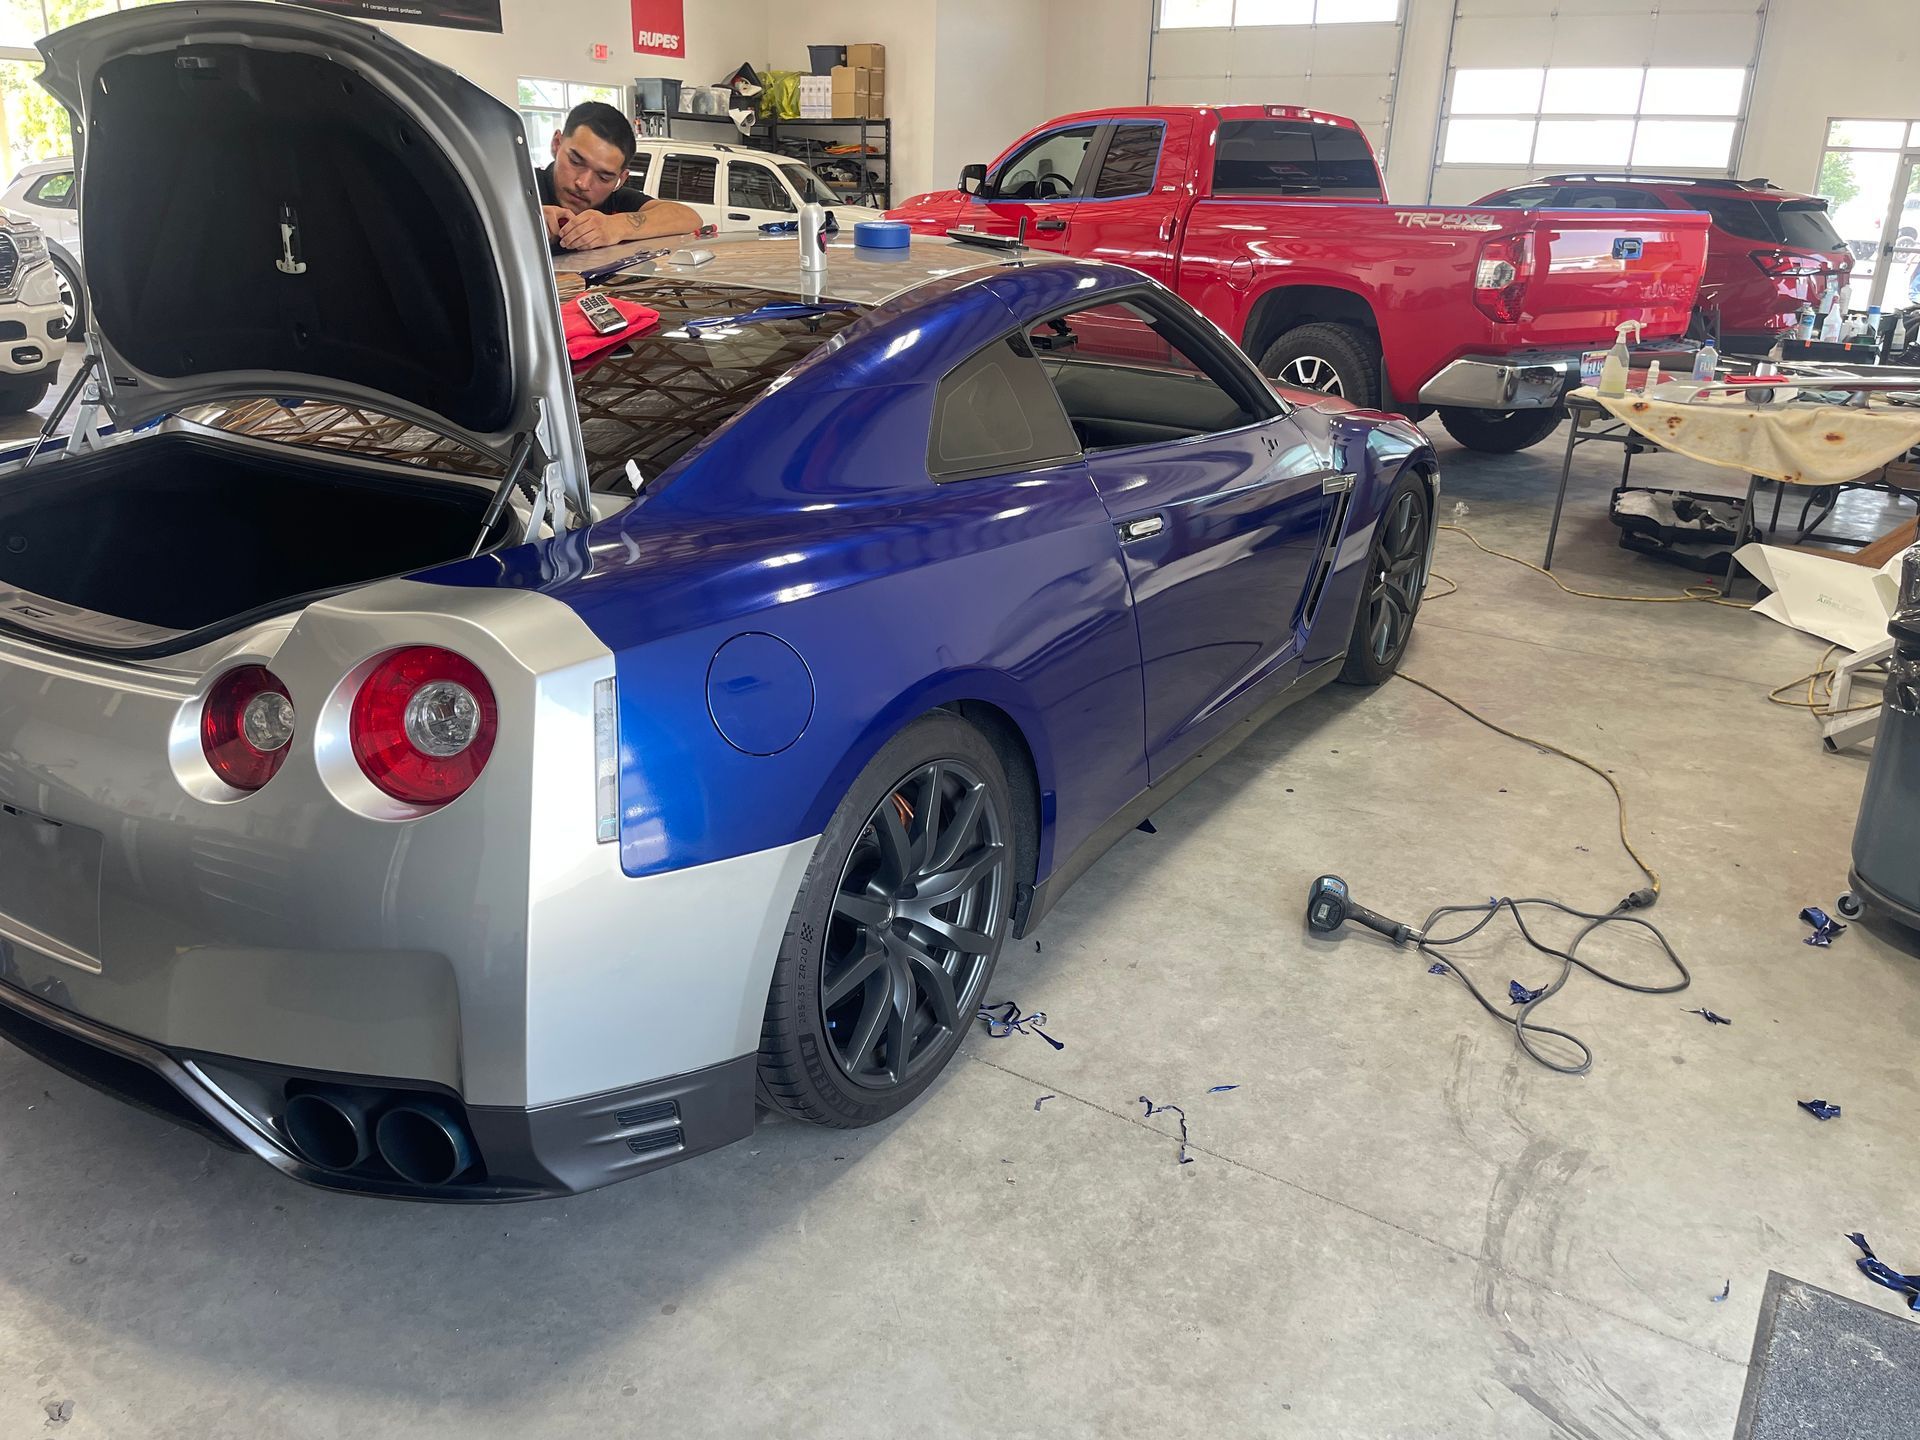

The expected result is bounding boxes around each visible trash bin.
[1848,542,1920,930]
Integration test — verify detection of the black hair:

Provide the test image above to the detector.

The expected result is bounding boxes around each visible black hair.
[561,101,637,169]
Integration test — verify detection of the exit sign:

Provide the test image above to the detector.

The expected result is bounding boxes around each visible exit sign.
[590,42,610,62]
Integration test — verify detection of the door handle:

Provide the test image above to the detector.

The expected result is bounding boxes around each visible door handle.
[1159,215,1176,243]
[728,212,752,221]
[1034,218,1068,235]
[1117,515,1165,543]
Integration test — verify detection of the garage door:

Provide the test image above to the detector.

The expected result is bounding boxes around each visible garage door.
[1430,0,1768,204]
[1149,1,1403,155]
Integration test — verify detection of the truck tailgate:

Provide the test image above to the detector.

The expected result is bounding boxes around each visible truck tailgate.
[1516,209,1712,348]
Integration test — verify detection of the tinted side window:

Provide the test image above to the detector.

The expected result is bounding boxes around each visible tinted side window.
[1213,121,1383,200]
[658,153,717,205]
[28,172,73,208]
[991,126,1098,201]
[1775,202,1844,251]
[628,153,652,188]
[928,335,1081,481]
[1553,186,1668,210]
[729,162,793,212]
[1092,124,1163,199]
[1688,195,1773,240]
[1479,186,1557,210]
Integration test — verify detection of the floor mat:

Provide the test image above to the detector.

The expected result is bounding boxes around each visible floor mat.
[1735,1269,1920,1438]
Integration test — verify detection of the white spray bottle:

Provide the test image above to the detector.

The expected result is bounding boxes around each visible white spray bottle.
[799,202,828,274]
[1598,318,1643,398]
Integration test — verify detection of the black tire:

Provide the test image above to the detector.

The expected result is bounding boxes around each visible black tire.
[0,369,53,416]
[1437,404,1566,454]
[1257,322,1381,407]
[1338,468,1430,686]
[50,251,85,335]
[757,712,1017,1127]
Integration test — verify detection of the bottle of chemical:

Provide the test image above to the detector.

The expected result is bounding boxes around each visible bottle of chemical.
[1643,359,1662,394]
[1797,303,1817,341]
[1821,304,1845,342]
[1690,341,1719,382]
[799,202,828,274]
[1598,318,1642,397]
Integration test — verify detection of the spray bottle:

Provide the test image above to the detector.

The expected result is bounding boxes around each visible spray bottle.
[1598,318,1643,398]
[799,202,828,274]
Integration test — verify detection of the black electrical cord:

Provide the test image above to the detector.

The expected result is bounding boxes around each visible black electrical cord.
[1413,893,1687,1076]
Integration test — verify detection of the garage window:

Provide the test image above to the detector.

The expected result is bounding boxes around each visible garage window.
[658,153,718,205]
[928,336,1081,482]
[516,78,626,161]
[1159,0,1399,24]
[1440,66,1747,172]
[729,162,794,213]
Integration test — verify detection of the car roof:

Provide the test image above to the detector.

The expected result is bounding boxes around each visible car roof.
[1515,174,1819,202]
[631,136,774,158]
[9,157,72,179]
[554,231,1053,307]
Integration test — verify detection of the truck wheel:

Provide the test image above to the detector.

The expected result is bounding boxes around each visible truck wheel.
[0,369,53,416]
[1437,405,1565,454]
[757,713,1015,1127]
[1338,467,1429,686]
[1258,323,1380,408]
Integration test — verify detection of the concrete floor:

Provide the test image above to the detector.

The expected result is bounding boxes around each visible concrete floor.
[1,387,1917,1439]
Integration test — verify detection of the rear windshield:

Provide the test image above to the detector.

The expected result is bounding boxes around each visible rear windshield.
[1212,120,1383,200]
[1690,194,1844,251]
[192,281,865,491]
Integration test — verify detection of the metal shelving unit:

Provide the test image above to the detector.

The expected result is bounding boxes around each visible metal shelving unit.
[638,110,892,210]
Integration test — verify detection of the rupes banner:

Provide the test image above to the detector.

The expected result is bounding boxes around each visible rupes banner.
[632,0,685,57]
[281,0,503,32]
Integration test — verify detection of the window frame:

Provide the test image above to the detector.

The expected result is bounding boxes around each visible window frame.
[656,151,719,206]
[1210,118,1385,200]
[925,333,1086,484]
[726,158,796,214]
[1084,120,1168,203]
[1158,0,1402,26]
[984,122,1103,203]
[25,170,74,208]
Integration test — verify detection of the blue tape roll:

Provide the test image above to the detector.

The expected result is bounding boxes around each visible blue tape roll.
[853,220,911,249]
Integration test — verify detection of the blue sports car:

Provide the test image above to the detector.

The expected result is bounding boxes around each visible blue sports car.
[0,4,1437,1199]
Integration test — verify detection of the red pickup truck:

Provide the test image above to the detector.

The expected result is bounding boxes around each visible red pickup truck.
[890,105,1711,453]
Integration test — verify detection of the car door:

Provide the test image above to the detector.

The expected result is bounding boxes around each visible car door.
[953,122,1099,257]
[721,156,797,232]
[1064,117,1194,285]
[1017,287,1347,781]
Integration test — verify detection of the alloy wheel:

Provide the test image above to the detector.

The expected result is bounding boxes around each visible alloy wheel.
[1367,488,1427,664]
[821,759,1010,1089]
[1278,354,1345,395]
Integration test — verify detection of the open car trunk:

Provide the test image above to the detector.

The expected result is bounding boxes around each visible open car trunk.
[0,432,506,654]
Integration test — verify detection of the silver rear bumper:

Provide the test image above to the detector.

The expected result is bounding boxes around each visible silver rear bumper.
[1418,355,1578,410]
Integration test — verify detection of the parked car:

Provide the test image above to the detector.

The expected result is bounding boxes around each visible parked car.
[890,106,1710,453]
[1473,173,1853,355]
[0,213,65,412]
[628,136,883,234]
[1,157,86,333]
[0,4,1437,1200]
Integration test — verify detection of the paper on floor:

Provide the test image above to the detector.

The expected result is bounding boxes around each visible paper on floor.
[1734,542,1903,652]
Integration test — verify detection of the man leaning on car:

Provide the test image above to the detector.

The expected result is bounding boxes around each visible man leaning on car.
[539,100,699,250]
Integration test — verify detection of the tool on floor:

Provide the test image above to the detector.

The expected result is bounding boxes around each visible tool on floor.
[1305,874,1417,944]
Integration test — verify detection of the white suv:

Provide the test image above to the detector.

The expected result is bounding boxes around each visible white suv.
[628,138,882,234]
[1,158,85,334]
[0,215,65,413]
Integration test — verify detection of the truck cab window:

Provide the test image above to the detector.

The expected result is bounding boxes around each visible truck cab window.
[1213,120,1383,201]
[991,126,1098,201]
[730,163,794,212]
[1092,124,1163,199]
[658,153,717,205]
[1027,298,1269,453]
[927,336,1082,481]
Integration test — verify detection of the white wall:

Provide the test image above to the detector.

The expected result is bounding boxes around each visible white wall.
[1044,0,1153,117]
[1740,0,1920,189]
[764,0,940,200]
[370,0,767,112]
[932,0,1055,187]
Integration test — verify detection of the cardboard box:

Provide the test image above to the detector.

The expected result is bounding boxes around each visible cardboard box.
[848,42,885,68]
[830,64,857,93]
[832,88,861,119]
[862,89,885,119]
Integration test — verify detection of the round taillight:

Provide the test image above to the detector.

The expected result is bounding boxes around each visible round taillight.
[201,665,295,792]
[349,647,498,806]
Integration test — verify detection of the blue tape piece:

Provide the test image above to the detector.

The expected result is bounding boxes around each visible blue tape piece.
[1847,1233,1920,1311]
[1509,980,1547,1005]
[1712,1280,1730,1303]
[976,1001,1065,1050]
[1800,906,1846,947]
[1429,962,1451,976]
[1139,1096,1193,1164]
[1686,1008,1733,1026]
[1799,1099,1842,1121]
[1207,1085,1239,1094]
[1033,1094,1054,1111]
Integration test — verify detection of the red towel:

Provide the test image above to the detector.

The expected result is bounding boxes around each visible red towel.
[561,295,661,364]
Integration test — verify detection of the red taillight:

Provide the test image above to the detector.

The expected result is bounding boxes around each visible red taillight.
[201,665,295,793]
[349,647,498,806]
[1473,233,1535,324]
[1750,247,1796,277]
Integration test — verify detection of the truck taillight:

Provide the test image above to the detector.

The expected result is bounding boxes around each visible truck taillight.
[201,665,295,792]
[1473,233,1535,324]
[349,647,498,806]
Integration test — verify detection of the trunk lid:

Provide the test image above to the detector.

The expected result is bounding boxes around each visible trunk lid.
[35,2,588,522]
[1508,209,1712,344]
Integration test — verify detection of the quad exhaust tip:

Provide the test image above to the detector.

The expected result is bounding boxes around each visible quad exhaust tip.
[282,1090,477,1187]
